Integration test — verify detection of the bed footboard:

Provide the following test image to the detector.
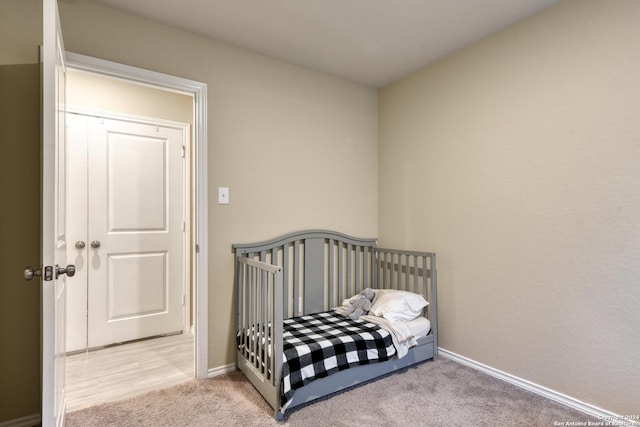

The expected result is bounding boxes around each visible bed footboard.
[374,248,438,358]
[236,257,283,418]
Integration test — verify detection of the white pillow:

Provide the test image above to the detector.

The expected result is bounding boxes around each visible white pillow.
[370,289,428,322]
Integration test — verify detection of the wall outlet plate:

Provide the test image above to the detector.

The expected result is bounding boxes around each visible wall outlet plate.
[218,187,229,204]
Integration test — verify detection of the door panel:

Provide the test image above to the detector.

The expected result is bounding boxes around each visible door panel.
[108,133,168,230]
[107,252,168,319]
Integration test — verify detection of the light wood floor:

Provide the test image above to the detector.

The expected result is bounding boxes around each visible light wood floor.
[65,333,194,413]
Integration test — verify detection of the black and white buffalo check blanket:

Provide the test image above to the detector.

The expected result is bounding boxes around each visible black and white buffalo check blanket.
[280,310,396,411]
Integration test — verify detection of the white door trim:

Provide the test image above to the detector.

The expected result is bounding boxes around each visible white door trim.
[64,52,209,379]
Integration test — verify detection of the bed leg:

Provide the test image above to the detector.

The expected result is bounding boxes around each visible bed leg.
[276,409,284,422]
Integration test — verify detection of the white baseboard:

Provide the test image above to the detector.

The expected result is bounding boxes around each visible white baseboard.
[0,414,41,427]
[207,363,236,378]
[439,348,638,426]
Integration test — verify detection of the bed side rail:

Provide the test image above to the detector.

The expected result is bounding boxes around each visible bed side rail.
[236,256,283,407]
[373,248,437,354]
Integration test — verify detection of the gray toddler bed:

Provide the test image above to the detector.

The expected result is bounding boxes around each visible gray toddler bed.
[233,230,437,420]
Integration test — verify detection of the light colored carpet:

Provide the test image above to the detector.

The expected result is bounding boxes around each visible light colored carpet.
[66,357,596,426]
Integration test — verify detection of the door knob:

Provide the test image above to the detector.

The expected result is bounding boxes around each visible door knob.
[56,265,76,278]
[75,241,86,249]
[24,266,54,281]
[24,266,41,281]
[90,240,101,249]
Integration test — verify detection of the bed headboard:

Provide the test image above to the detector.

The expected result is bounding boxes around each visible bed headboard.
[233,230,436,323]
[233,230,378,317]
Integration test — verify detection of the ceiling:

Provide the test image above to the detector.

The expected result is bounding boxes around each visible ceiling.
[90,0,561,88]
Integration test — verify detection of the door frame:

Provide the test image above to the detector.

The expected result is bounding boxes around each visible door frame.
[64,52,209,379]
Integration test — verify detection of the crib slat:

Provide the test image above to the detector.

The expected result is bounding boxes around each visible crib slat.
[268,270,275,383]
[395,253,401,290]
[283,243,290,319]
[237,259,243,356]
[246,263,252,362]
[377,251,382,288]
[346,243,352,296]
[413,255,418,294]
[268,272,274,382]
[241,262,246,358]
[353,245,362,293]
[250,265,256,366]
[423,255,428,297]
[328,239,334,307]
[271,247,278,322]
[245,263,250,359]
[254,264,258,369]
[384,251,389,289]
[294,240,300,316]
[371,247,376,291]
[377,250,382,288]
[363,246,369,289]
[273,267,284,393]
[385,251,390,289]
[250,264,255,360]
[404,254,409,291]
[257,269,263,371]
[338,242,344,301]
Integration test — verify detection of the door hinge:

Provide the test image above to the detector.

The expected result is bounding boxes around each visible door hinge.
[182,294,186,305]
[182,221,186,232]
[181,145,186,158]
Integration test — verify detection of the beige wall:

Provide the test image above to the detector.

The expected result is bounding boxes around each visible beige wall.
[67,69,193,123]
[0,0,41,65]
[0,1,42,423]
[58,0,379,369]
[0,63,42,425]
[379,0,640,415]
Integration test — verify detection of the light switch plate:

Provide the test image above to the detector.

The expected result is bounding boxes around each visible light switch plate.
[218,187,229,205]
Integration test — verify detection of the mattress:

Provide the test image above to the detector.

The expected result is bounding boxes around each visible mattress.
[280,310,395,412]
[405,316,431,339]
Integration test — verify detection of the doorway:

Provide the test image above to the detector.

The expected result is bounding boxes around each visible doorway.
[66,111,190,352]
[62,55,209,410]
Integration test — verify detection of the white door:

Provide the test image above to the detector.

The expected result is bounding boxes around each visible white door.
[67,114,186,349]
[41,1,68,426]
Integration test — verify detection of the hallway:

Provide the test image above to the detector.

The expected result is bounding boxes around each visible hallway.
[66,333,193,413]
